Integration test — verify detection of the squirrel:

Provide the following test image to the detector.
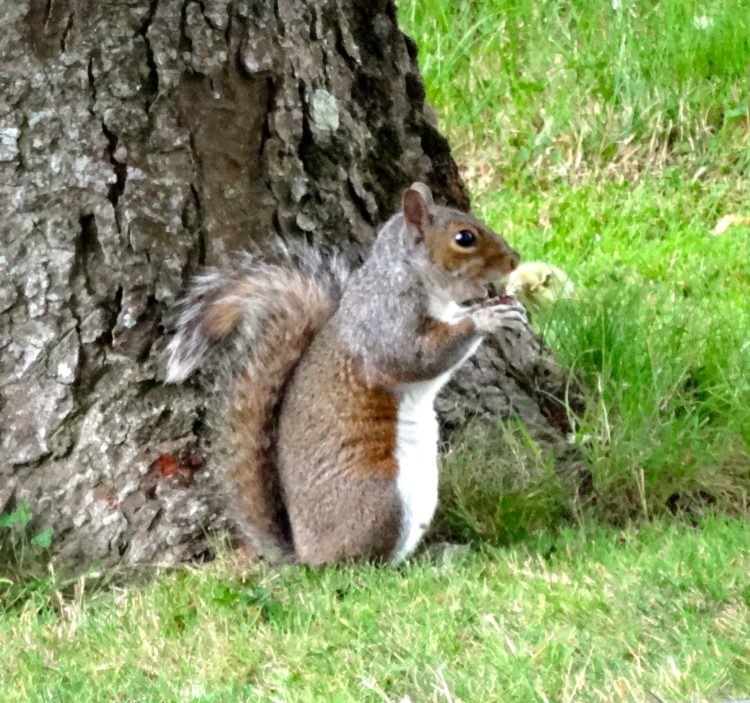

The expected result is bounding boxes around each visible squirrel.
[166,183,525,566]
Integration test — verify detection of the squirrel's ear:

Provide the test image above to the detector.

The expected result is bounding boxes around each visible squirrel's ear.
[402,184,432,240]
[408,182,434,205]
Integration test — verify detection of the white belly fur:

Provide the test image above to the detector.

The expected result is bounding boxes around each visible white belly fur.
[391,332,482,562]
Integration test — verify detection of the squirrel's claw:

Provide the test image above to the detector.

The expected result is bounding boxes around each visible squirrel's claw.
[470,300,529,335]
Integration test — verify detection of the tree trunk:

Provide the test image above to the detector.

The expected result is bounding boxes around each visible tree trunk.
[1,0,578,569]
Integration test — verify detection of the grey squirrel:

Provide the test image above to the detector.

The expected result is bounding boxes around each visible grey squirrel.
[166,183,525,566]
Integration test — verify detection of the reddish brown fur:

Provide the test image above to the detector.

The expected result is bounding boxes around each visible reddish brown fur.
[277,326,402,565]
[221,272,339,562]
[338,356,399,478]
[391,315,479,383]
[424,218,518,279]
[418,315,475,353]
[199,280,257,340]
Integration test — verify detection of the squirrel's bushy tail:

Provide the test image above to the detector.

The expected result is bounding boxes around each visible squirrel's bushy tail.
[166,245,349,562]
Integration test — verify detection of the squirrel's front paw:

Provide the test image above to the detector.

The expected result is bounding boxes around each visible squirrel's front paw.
[470,299,528,334]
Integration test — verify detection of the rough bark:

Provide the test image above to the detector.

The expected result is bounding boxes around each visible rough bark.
[1,0,578,569]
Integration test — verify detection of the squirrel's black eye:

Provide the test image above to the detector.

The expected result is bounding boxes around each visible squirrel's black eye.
[453,229,477,248]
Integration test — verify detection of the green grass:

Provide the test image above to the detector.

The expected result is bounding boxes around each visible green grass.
[398,0,750,530]
[456,176,750,525]
[2,518,749,701]
[3,0,750,699]
[401,0,750,184]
